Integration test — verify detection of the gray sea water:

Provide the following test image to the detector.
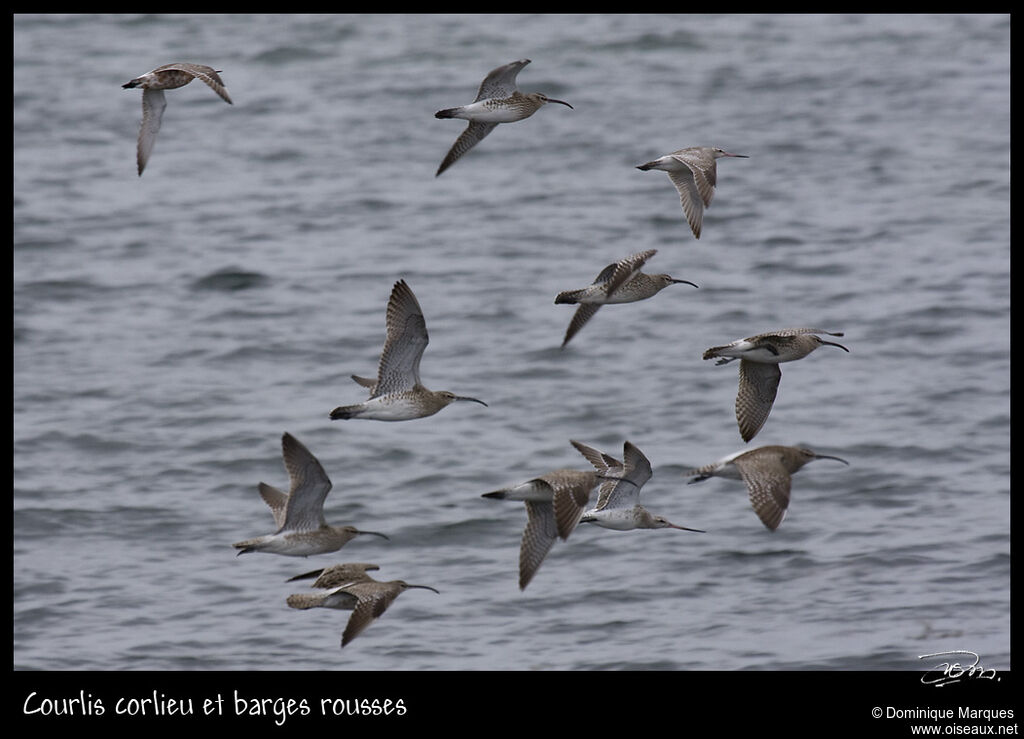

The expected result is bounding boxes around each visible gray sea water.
[13,13,1010,677]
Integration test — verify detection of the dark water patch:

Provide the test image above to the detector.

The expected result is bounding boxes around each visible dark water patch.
[751,259,850,277]
[13,235,78,250]
[17,279,112,301]
[14,579,67,598]
[761,235,805,248]
[250,147,306,163]
[15,506,194,540]
[250,45,326,64]
[191,268,270,292]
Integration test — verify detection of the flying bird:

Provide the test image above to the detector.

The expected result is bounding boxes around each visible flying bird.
[555,248,697,347]
[685,445,849,530]
[232,433,389,556]
[122,63,232,175]
[329,280,487,421]
[703,328,849,442]
[435,59,572,176]
[636,146,747,239]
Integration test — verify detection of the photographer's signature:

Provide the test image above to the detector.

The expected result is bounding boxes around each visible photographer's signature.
[918,650,999,687]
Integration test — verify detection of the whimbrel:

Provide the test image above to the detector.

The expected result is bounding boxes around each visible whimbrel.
[329,280,487,421]
[287,572,439,647]
[685,445,849,530]
[122,63,232,175]
[555,249,698,347]
[232,433,389,556]
[435,59,572,176]
[575,440,705,533]
[704,328,850,442]
[636,146,747,239]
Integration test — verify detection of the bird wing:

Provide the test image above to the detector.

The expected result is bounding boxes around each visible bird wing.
[570,440,625,510]
[519,500,558,589]
[734,454,792,531]
[667,169,705,239]
[541,470,594,540]
[735,360,782,442]
[475,59,530,101]
[156,63,233,103]
[600,441,651,510]
[373,280,428,396]
[561,304,601,347]
[341,583,400,646]
[257,482,289,529]
[570,440,622,475]
[286,563,381,589]
[279,433,333,531]
[136,88,166,175]
[750,327,845,340]
[596,249,658,298]
[436,121,497,176]
[674,150,717,206]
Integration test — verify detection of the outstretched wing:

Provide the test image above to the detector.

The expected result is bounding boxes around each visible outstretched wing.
[136,88,166,175]
[373,280,428,396]
[475,59,530,101]
[436,121,497,176]
[279,432,332,531]
[156,63,233,103]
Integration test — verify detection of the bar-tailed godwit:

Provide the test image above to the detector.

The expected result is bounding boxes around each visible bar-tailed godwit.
[482,443,629,589]
[575,440,705,532]
[636,146,747,239]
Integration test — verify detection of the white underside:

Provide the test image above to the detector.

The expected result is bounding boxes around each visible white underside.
[251,532,333,556]
[450,100,527,123]
[356,395,432,421]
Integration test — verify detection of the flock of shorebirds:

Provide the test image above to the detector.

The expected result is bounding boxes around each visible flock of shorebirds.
[124,58,851,648]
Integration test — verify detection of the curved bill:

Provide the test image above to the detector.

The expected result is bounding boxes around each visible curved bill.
[455,396,488,407]
[821,340,850,352]
[670,278,700,288]
[814,454,850,465]
[407,584,441,594]
[722,151,749,157]
[356,529,391,540]
[547,98,573,109]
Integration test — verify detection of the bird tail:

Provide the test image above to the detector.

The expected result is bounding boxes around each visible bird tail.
[232,539,258,555]
[435,108,459,119]
[554,289,584,305]
[286,594,323,610]
[636,160,659,171]
[329,405,360,420]
[702,345,728,360]
[685,469,712,484]
[481,490,508,499]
